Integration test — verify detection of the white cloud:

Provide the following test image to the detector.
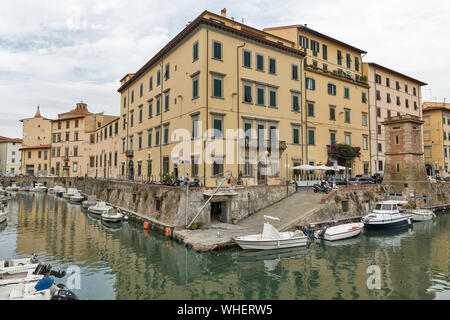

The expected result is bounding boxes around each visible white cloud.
[0,0,448,139]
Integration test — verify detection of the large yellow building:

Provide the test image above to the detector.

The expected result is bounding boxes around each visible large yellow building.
[422,102,450,177]
[20,106,52,175]
[118,10,308,186]
[264,24,371,175]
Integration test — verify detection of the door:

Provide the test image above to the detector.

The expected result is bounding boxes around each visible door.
[257,161,266,185]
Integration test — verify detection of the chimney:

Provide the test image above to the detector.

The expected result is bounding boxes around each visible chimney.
[221,8,227,17]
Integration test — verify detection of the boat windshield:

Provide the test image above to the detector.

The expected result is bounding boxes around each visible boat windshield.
[375,204,397,211]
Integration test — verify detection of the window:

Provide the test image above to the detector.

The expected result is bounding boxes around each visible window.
[191,155,199,177]
[138,133,142,149]
[131,90,134,103]
[213,40,222,60]
[378,143,382,152]
[192,118,199,139]
[292,65,298,80]
[292,127,300,144]
[311,40,319,56]
[387,93,391,103]
[346,53,351,68]
[337,50,342,65]
[330,131,336,145]
[255,54,264,71]
[257,87,265,105]
[363,135,368,150]
[66,121,70,129]
[163,156,170,175]
[213,117,223,138]
[355,57,359,71]
[387,110,391,118]
[378,160,383,171]
[307,103,314,117]
[344,87,350,99]
[75,119,78,128]
[396,96,401,106]
[377,107,381,118]
[140,83,143,97]
[156,96,161,115]
[213,157,224,176]
[396,81,400,90]
[405,99,409,108]
[377,124,382,134]
[404,84,408,93]
[345,133,351,145]
[322,44,327,60]
[413,87,417,96]
[149,76,153,91]
[193,41,199,61]
[345,109,351,123]
[243,84,252,103]
[157,70,161,86]
[212,77,223,98]
[328,83,336,96]
[73,162,78,173]
[375,74,382,84]
[395,135,399,144]
[306,77,315,90]
[362,113,367,126]
[147,130,152,148]
[58,122,62,130]
[308,130,315,145]
[292,94,300,111]
[362,92,367,103]
[163,127,169,144]
[329,106,336,120]
[192,77,199,99]
[139,106,143,123]
[414,101,418,110]
[323,64,328,71]
[299,36,309,49]
[148,101,153,118]
[386,78,390,87]
[269,58,276,74]
[164,63,170,80]
[243,50,251,68]
[155,129,160,146]
[269,89,277,107]
[376,90,381,100]
[130,110,134,127]
[164,92,170,111]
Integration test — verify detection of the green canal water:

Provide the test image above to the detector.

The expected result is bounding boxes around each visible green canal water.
[0,193,448,300]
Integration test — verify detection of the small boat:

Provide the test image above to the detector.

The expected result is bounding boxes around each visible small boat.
[82,197,98,209]
[233,216,308,250]
[0,277,79,300]
[0,204,7,224]
[62,188,77,199]
[0,254,39,274]
[362,201,413,230]
[88,201,113,215]
[101,208,124,223]
[314,223,364,241]
[19,185,31,192]
[69,191,85,203]
[6,183,19,192]
[30,183,47,192]
[48,185,66,195]
[408,209,436,222]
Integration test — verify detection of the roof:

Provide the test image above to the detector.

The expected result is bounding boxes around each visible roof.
[263,24,367,54]
[0,136,22,144]
[422,105,450,112]
[20,144,51,150]
[366,62,427,86]
[118,13,305,93]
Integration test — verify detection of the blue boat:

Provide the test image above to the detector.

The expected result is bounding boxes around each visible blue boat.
[362,201,413,230]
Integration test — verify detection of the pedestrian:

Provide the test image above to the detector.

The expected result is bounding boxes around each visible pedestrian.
[184,172,190,183]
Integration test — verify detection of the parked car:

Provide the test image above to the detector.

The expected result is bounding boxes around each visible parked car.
[443,177,450,182]
[428,176,437,183]
[324,176,348,186]
[349,177,373,185]
[372,173,383,183]
[47,174,58,177]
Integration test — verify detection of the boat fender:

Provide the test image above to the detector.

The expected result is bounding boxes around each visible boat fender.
[35,276,54,291]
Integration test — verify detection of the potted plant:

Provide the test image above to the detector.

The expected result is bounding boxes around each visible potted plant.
[231,217,238,224]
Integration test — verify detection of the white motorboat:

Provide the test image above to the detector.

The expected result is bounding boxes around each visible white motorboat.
[314,222,364,241]
[233,216,308,250]
[6,183,19,192]
[69,191,85,203]
[101,208,124,223]
[0,254,39,274]
[19,185,32,192]
[0,277,78,300]
[0,204,7,224]
[82,196,98,209]
[62,188,77,199]
[30,183,47,192]
[0,268,44,286]
[407,209,436,222]
[362,201,413,230]
[48,185,66,194]
[88,201,113,215]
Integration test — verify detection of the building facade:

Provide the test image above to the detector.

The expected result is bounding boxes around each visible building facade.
[20,106,52,176]
[118,10,307,187]
[422,102,450,177]
[363,63,427,175]
[264,24,371,176]
[0,136,22,174]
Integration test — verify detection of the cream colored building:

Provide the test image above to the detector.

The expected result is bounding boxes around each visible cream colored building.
[20,106,52,175]
[0,136,22,174]
[264,24,371,175]
[363,63,427,175]
[118,10,306,186]
[422,102,450,177]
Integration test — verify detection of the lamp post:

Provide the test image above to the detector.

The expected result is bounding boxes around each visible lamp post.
[147,151,151,181]
[265,150,269,185]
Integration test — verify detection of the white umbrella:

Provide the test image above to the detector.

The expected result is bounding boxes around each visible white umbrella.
[292,164,317,170]
[316,165,338,171]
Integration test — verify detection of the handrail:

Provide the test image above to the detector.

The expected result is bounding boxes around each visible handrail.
[187,171,231,229]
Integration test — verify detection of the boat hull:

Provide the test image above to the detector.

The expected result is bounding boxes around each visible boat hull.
[316,224,364,241]
[0,212,7,224]
[364,218,412,230]
[234,237,308,250]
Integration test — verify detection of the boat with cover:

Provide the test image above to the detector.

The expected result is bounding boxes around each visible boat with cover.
[62,188,77,199]
[30,183,47,192]
[101,208,124,223]
[0,254,39,274]
[69,191,85,203]
[48,185,66,194]
[88,201,113,215]
[233,216,308,250]
[0,262,66,287]
[0,277,78,300]
[362,201,413,230]
[0,203,7,224]
[6,183,19,192]
[314,222,364,241]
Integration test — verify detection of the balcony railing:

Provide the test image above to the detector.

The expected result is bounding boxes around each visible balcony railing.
[125,150,134,157]
[244,137,287,151]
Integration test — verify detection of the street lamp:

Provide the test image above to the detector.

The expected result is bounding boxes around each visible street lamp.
[265,150,269,185]
[147,151,151,181]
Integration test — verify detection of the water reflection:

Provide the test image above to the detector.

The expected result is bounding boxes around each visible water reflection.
[0,194,448,300]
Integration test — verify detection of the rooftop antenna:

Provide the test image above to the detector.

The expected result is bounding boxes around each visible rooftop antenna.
[242,18,245,23]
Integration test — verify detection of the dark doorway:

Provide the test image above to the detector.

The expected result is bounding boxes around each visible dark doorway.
[257,161,267,185]
[128,160,134,180]
[211,201,227,223]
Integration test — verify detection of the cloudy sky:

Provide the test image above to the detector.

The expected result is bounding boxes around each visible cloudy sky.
[1,0,448,138]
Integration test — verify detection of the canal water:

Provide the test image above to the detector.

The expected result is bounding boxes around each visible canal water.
[0,193,448,300]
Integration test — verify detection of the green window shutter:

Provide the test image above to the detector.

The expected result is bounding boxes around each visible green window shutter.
[308,130,315,145]
[344,87,349,99]
[330,132,336,145]
[312,79,316,90]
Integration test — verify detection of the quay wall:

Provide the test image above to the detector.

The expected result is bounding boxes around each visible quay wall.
[0,177,295,229]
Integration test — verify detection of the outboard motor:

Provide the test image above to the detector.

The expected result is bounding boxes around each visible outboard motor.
[51,289,79,300]
[30,253,39,264]
[317,226,327,239]
[33,263,66,278]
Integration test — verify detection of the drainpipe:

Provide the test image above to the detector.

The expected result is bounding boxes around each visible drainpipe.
[203,30,209,187]
[160,61,163,181]
[304,71,308,165]
[236,42,246,179]
[300,58,304,167]
[126,88,130,179]
[373,67,379,175]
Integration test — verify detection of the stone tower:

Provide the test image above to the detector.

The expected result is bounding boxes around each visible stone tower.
[382,115,431,193]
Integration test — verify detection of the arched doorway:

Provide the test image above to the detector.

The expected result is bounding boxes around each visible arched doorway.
[128,160,134,180]
[425,163,434,176]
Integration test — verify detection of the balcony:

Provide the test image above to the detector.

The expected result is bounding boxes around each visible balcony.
[244,137,287,152]
[63,155,69,161]
[125,150,134,158]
